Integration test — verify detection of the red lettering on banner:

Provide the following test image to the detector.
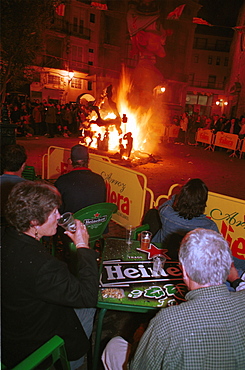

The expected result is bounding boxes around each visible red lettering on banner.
[220,137,233,146]
[200,132,209,140]
[106,182,130,215]
[231,238,245,259]
[220,220,245,259]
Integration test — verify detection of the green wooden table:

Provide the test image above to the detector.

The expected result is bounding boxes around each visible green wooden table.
[92,238,187,370]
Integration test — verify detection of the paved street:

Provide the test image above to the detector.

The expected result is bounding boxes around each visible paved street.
[17,135,244,201]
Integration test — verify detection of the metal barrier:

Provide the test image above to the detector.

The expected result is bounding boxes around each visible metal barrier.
[213,132,239,157]
[195,129,215,151]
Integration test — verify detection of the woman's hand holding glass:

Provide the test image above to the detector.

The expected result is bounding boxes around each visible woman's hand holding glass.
[64,220,89,249]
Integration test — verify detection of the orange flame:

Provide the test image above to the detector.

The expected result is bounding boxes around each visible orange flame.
[86,68,163,156]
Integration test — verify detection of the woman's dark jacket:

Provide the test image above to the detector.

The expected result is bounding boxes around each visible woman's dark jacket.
[1,226,99,368]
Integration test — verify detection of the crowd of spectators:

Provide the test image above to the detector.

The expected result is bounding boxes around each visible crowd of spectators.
[6,96,245,144]
[172,112,245,145]
[7,98,89,139]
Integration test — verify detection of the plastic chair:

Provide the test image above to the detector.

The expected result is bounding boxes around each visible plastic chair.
[69,203,118,275]
[73,202,118,248]
[22,165,37,181]
[1,335,70,370]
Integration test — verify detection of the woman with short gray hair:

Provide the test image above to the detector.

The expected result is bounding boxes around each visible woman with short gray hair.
[2,181,99,369]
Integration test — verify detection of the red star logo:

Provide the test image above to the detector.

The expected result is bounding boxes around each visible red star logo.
[94,212,100,217]
[137,244,171,260]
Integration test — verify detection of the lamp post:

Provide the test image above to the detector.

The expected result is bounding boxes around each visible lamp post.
[215,99,228,114]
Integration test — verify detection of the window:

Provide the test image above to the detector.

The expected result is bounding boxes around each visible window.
[104,15,121,46]
[90,13,95,23]
[194,37,207,49]
[224,57,229,66]
[73,17,78,33]
[194,55,199,63]
[79,20,84,34]
[48,75,61,85]
[208,75,216,88]
[216,57,220,65]
[208,56,212,65]
[72,46,82,61]
[71,78,83,89]
[88,48,94,66]
[88,81,92,90]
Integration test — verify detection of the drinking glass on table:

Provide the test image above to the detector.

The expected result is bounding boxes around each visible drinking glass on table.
[140,231,152,250]
[126,225,134,247]
[58,212,77,233]
[152,254,166,277]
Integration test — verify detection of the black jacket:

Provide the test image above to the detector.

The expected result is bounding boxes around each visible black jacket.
[54,168,106,214]
[1,226,99,368]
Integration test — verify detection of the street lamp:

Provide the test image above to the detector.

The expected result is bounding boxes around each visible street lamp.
[153,85,166,96]
[215,99,228,106]
[68,71,74,80]
[215,99,228,114]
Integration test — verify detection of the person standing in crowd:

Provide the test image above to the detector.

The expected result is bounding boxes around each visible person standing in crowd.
[178,112,188,144]
[1,181,99,369]
[20,103,34,137]
[224,117,241,135]
[202,116,212,130]
[0,144,27,226]
[56,103,63,136]
[10,105,21,124]
[212,114,227,134]
[102,228,245,370]
[238,116,245,139]
[32,102,42,135]
[188,114,202,145]
[61,104,72,137]
[45,102,57,138]
[152,178,219,259]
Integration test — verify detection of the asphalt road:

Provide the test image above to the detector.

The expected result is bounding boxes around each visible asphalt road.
[17,135,245,201]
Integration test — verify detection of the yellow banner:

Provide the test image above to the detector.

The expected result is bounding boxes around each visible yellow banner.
[214,132,238,150]
[206,192,245,260]
[196,129,213,145]
[89,154,153,227]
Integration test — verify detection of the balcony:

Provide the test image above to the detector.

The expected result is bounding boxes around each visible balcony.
[50,18,91,40]
[189,80,225,90]
[40,55,66,70]
[193,38,231,52]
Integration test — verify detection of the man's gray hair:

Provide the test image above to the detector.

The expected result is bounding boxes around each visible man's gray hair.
[179,228,232,286]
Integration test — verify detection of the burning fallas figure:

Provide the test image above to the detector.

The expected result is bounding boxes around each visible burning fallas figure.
[79,0,172,159]
[127,0,169,109]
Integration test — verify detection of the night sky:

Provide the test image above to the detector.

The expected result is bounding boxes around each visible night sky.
[197,0,244,36]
